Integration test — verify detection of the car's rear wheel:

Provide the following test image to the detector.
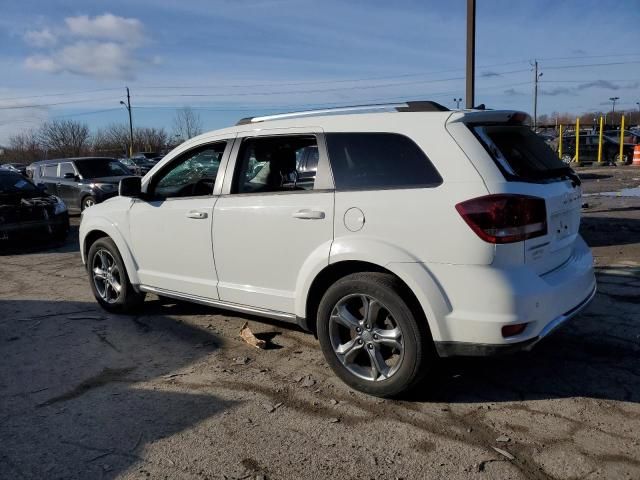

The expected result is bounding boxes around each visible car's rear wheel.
[87,237,145,313]
[317,272,433,397]
[561,154,573,164]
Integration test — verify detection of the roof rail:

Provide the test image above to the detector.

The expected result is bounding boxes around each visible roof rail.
[236,100,449,125]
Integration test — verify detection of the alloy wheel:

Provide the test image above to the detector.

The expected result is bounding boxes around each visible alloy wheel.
[328,294,404,382]
[92,249,122,304]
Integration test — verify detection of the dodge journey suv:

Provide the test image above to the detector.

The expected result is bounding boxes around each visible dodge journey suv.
[80,101,596,397]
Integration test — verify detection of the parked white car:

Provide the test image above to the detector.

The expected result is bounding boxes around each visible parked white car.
[80,101,596,397]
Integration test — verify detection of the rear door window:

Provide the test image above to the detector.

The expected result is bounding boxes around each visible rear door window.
[472,125,569,180]
[43,164,58,177]
[326,133,442,190]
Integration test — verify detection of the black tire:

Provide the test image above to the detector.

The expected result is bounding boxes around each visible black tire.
[81,195,96,211]
[87,237,145,313]
[317,272,433,398]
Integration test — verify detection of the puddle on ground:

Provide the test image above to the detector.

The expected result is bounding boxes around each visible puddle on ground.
[588,186,640,197]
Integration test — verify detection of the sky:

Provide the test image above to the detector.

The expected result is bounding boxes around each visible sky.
[1,0,639,144]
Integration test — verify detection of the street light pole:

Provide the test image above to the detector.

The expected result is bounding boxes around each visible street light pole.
[610,97,619,113]
[465,0,475,109]
[533,60,543,131]
[609,96,619,125]
[120,87,134,157]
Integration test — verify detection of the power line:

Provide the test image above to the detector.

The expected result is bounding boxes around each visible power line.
[0,96,119,111]
[133,69,531,99]
[545,60,640,70]
[0,88,122,103]
[51,108,122,118]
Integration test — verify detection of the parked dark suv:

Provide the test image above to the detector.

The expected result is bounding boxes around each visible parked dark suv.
[560,134,635,165]
[29,157,132,212]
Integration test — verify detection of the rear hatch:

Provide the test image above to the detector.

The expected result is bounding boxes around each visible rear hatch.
[470,119,582,274]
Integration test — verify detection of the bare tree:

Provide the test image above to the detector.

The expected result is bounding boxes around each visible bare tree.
[38,119,90,158]
[173,107,203,140]
[135,127,168,153]
[6,130,43,163]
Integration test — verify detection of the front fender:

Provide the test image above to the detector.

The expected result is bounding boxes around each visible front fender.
[79,215,140,286]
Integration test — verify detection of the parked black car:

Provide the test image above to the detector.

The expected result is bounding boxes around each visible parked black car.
[119,156,154,176]
[29,157,132,212]
[560,134,635,165]
[0,169,69,243]
[0,162,28,176]
[604,130,640,145]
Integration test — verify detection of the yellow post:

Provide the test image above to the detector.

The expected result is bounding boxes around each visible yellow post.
[575,118,580,164]
[558,124,563,159]
[598,116,604,163]
[619,115,625,163]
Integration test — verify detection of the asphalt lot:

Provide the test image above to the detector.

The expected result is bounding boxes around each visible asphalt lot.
[1,166,639,479]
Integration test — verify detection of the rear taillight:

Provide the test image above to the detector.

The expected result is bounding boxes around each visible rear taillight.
[455,194,547,244]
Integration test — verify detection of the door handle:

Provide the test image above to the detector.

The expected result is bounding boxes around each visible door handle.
[292,209,325,220]
[56,182,62,186]
[186,210,208,219]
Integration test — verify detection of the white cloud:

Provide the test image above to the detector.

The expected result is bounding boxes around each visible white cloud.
[24,28,57,47]
[26,41,137,79]
[65,13,145,45]
[23,13,148,80]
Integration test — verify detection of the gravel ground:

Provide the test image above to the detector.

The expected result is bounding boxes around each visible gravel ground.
[1,166,639,479]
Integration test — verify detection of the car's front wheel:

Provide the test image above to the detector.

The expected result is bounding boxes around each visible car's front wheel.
[317,272,433,397]
[87,237,145,313]
[82,195,96,211]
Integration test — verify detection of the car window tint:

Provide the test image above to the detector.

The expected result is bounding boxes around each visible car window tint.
[153,143,226,199]
[59,162,75,178]
[233,135,318,194]
[473,126,568,180]
[326,133,442,190]
[75,159,130,178]
[43,164,58,177]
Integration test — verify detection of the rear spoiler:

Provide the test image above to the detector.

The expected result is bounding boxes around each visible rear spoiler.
[447,110,531,126]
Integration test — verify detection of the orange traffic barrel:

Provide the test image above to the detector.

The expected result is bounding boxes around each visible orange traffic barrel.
[633,145,640,166]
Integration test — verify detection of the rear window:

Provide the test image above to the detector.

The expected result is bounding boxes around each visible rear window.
[472,125,569,180]
[326,133,442,190]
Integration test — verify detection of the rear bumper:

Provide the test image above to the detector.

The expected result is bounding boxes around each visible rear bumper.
[434,284,596,356]
[423,235,596,355]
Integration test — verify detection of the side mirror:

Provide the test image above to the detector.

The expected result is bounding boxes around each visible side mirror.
[36,183,47,193]
[119,176,142,198]
[63,172,77,179]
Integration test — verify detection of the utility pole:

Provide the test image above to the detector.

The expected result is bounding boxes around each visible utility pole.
[454,97,462,109]
[465,0,475,109]
[120,87,134,157]
[532,60,543,131]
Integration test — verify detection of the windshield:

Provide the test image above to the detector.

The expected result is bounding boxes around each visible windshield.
[472,125,569,180]
[75,159,130,178]
[0,172,38,193]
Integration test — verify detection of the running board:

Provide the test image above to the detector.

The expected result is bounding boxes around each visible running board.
[138,285,297,323]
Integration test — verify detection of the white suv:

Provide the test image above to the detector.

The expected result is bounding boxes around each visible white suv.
[80,101,596,397]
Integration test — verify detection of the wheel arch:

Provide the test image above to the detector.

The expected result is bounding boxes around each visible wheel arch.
[301,259,447,341]
[81,219,140,286]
